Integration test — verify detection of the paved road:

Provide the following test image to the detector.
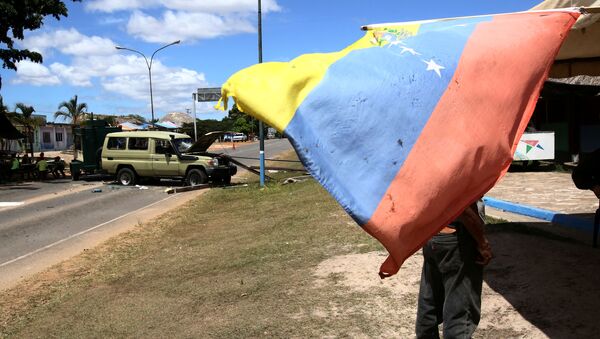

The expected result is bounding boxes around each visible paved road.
[212,138,294,169]
[0,138,294,289]
[0,182,170,267]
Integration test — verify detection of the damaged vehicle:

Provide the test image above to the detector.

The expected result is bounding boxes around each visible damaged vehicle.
[101,131,237,186]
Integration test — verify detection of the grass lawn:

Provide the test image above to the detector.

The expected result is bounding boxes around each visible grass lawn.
[0,151,392,338]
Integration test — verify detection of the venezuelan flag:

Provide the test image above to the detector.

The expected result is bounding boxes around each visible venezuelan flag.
[220,10,579,277]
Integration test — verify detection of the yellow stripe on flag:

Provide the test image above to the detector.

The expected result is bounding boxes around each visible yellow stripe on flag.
[218,24,421,132]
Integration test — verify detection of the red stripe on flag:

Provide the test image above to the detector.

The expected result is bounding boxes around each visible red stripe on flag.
[363,12,579,277]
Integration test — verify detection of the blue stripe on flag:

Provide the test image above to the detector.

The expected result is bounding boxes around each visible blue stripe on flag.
[285,18,490,225]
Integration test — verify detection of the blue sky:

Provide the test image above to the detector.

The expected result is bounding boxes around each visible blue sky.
[0,0,541,122]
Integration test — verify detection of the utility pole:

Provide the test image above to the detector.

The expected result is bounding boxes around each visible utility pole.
[258,0,265,187]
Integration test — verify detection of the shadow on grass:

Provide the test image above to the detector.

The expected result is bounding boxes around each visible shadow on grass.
[483,222,600,338]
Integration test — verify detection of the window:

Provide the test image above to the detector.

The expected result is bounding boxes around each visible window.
[55,132,63,142]
[154,139,174,154]
[128,137,148,150]
[172,138,192,152]
[43,132,51,143]
[107,137,127,150]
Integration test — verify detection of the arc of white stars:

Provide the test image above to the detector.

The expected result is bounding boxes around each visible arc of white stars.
[422,59,445,77]
[387,40,405,48]
[400,46,420,55]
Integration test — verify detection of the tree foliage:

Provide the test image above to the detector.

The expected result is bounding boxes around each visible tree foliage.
[180,119,231,138]
[54,94,87,159]
[0,0,81,89]
[222,105,266,137]
[10,102,42,157]
[54,94,87,125]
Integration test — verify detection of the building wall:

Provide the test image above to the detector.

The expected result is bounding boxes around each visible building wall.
[36,124,72,152]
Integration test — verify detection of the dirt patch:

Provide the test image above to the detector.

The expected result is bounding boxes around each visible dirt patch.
[312,226,600,338]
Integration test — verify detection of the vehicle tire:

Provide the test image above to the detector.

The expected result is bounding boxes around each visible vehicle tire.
[117,167,137,186]
[185,168,207,186]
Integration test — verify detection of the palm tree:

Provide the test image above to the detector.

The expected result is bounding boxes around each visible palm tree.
[55,95,88,160]
[0,96,9,151]
[12,103,43,158]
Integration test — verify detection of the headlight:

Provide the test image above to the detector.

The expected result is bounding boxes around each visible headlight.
[211,157,219,166]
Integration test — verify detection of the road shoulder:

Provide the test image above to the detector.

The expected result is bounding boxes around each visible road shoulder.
[0,189,206,291]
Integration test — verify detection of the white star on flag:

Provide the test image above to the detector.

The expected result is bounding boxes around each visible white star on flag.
[387,40,405,48]
[400,46,420,55]
[422,59,445,77]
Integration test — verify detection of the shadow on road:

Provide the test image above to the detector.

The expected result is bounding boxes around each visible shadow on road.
[0,183,39,191]
[484,222,600,338]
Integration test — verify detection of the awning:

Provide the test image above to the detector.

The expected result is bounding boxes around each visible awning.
[531,1,600,60]
[119,122,145,131]
[543,75,600,95]
[155,121,180,129]
[0,114,26,140]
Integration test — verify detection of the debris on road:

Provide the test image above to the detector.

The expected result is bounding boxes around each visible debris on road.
[165,184,211,194]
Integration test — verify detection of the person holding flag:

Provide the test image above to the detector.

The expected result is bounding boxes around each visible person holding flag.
[415,200,492,338]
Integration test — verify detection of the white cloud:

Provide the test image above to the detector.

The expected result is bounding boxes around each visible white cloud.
[102,59,208,112]
[86,0,152,12]
[12,0,277,114]
[86,0,280,14]
[16,27,209,113]
[21,28,115,57]
[49,63,93,87]
[160,0,281,13]
[12,61,61,86]
[127,10,255,43]
[86,0,281,43]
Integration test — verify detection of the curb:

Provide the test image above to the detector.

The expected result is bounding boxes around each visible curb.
[483,197,594,231]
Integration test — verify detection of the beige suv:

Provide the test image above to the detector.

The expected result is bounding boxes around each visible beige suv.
[101,131,236,186]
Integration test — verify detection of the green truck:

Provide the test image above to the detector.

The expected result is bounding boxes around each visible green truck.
[69,120,120,180]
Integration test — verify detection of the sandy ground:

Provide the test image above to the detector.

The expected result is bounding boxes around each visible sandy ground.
[313,227,600,338]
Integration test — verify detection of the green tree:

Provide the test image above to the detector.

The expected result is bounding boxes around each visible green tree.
[11,102,43,157]
[181,118,232,138]
[0,95,7,115]
[54,95,88,160]
[233,116,253,135]
[224,105,261,137]
[0,96,8,150]
[93,113,117,126]
[0,0,82,90]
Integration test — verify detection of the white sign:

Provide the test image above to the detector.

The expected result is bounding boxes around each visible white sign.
[514,132,555,161]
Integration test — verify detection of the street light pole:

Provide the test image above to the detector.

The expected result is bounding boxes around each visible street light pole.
[115,40,181,128]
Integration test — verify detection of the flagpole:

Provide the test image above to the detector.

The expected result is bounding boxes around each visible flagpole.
[361,7,596,31]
